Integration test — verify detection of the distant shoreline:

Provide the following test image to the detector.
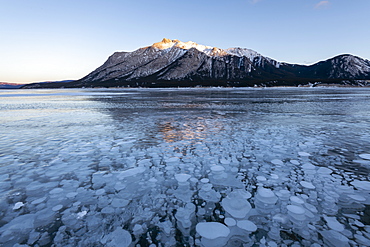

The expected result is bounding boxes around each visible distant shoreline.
[3,85,370,91]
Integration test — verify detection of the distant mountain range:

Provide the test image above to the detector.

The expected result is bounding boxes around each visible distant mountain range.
[1,80,76,89]
[18,80,74,89]
[23,39,370,88]
[0,82,25,89]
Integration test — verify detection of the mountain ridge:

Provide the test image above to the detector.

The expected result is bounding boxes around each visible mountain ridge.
[23,39,370,88]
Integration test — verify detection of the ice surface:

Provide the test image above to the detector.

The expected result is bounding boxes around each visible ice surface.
[66,192,78,198]
[324,216,345,232]
[237,220,257,232]
[210,165,225,172]
[221,191,252,218]
[255,187,278,204]
[359,153,370,160]
[287,205,305,215]
[196,222,230,239]
[1,88,370,246]
[199,183,221,202]
[117,167,146,180]
[353,220,365,227]
[224,217,236,226]
[299,181,315,189]
[52,205,63,212]
[298,152,311,157]
[271,159,284,166]
[102,227,132,247]
[354,233,370,245]
[13,202,24,210]
[290,160,300,165]
[77,210,87,219]
[175,173,191,183]
[321,230,350,247]
[301,163,315,170]
[317,167,333,174]
[31,197,46,205]
[351,180,370,191]
[0,214,35,244]
[49,188,63,194]
[347,194,366,202]
[290,196,304,206]
[256,175,267,182]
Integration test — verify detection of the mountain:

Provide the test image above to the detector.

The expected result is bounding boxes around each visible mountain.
[0,82,25,89]
[23,39,370,88]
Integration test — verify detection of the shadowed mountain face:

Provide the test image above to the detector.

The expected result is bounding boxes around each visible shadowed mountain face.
[23,39,370,88]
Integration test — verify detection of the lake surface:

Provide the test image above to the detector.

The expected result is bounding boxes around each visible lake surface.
[1,88,370,246]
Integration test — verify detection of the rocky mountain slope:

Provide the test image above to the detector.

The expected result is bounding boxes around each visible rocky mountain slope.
[23,39,370,88]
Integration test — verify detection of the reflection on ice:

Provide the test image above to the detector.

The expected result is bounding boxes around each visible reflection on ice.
[1,88,370,246]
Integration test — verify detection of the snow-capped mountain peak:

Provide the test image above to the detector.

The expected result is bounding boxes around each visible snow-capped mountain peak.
[151,38,214,53]
[150,38,262,58]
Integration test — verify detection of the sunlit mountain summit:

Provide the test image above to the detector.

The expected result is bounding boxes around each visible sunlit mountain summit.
[150,38,260,60]
[24,38,370,88]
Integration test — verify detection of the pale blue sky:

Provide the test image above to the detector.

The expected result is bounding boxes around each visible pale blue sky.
[1,0,369,83]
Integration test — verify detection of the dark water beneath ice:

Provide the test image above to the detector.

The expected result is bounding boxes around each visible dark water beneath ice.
[1,88,370,246]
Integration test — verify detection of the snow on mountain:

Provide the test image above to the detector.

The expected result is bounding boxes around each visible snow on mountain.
[328,54,370,78]
[151,38,214,54]
[225,47,260,61]
[151,38,264,60]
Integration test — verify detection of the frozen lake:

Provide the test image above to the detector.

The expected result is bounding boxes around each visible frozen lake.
[1,87,370,246]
